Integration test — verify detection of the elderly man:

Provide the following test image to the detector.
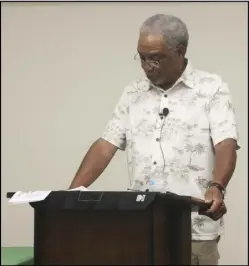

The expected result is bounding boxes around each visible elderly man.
[70,14,239,265]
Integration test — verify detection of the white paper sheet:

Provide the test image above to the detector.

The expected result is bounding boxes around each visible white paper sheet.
[68,186,89,191]
[8,190,52,204]
[8,186,99,205]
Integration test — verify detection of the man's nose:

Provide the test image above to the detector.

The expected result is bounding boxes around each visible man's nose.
[143,62,155,72]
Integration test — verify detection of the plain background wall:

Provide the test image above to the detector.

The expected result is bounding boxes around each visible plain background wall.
[1,2,248,264]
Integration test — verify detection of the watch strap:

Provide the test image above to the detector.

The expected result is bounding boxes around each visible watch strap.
[209,182,226,198]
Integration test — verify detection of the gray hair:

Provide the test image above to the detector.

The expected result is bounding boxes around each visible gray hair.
[140,14,189,50]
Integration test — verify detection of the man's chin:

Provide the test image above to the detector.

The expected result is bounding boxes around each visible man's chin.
[149,77,163,87]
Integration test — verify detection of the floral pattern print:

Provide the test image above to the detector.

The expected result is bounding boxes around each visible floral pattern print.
[102,61,239,240]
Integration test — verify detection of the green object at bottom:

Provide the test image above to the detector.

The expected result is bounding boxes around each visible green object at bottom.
[1,247,34,265]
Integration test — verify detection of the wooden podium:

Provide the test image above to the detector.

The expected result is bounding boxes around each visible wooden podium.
[7,191,209,265]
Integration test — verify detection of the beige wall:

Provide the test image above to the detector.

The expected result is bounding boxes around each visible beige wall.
[1,2,247,265]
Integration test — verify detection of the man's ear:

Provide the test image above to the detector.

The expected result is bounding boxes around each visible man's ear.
[177,45,187,57]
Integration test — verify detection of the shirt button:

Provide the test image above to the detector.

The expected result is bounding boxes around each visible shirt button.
[160,116,163,120]
[164,94,167,98]
[156,138,160,141]
[153,161,157,165]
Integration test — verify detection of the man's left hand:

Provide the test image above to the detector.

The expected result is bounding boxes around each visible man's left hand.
[201,186,227,221]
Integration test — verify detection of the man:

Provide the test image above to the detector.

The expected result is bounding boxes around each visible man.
[70,14,239,265]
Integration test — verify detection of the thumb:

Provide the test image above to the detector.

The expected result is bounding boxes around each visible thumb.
[205,191,213,203]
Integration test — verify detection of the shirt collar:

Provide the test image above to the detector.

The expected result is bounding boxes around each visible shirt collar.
[146,59,196,92]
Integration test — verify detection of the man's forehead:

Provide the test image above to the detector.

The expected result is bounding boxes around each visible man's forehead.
[137,33,166,53]
[139,33,163,42]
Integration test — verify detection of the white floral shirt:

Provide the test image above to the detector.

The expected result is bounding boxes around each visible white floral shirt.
[101,61,239,240]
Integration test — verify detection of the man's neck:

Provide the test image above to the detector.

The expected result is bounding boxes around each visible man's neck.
[160,58,188,91]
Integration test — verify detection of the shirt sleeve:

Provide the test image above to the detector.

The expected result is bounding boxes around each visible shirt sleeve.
[209,82,240,149]
[101,89,129,151]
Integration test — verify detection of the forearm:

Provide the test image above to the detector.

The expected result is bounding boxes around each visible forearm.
[69,138,117,189]
[213,139,237,188]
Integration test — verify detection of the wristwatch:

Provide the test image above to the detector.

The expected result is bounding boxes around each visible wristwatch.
[209,182,226,199]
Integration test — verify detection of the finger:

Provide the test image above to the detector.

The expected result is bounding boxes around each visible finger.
[212,210,224,221]
[213,203,227,218]
[205,191,213,203]
[202,202,226,220]
[212,209,227,221]
[206,200,222,214]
